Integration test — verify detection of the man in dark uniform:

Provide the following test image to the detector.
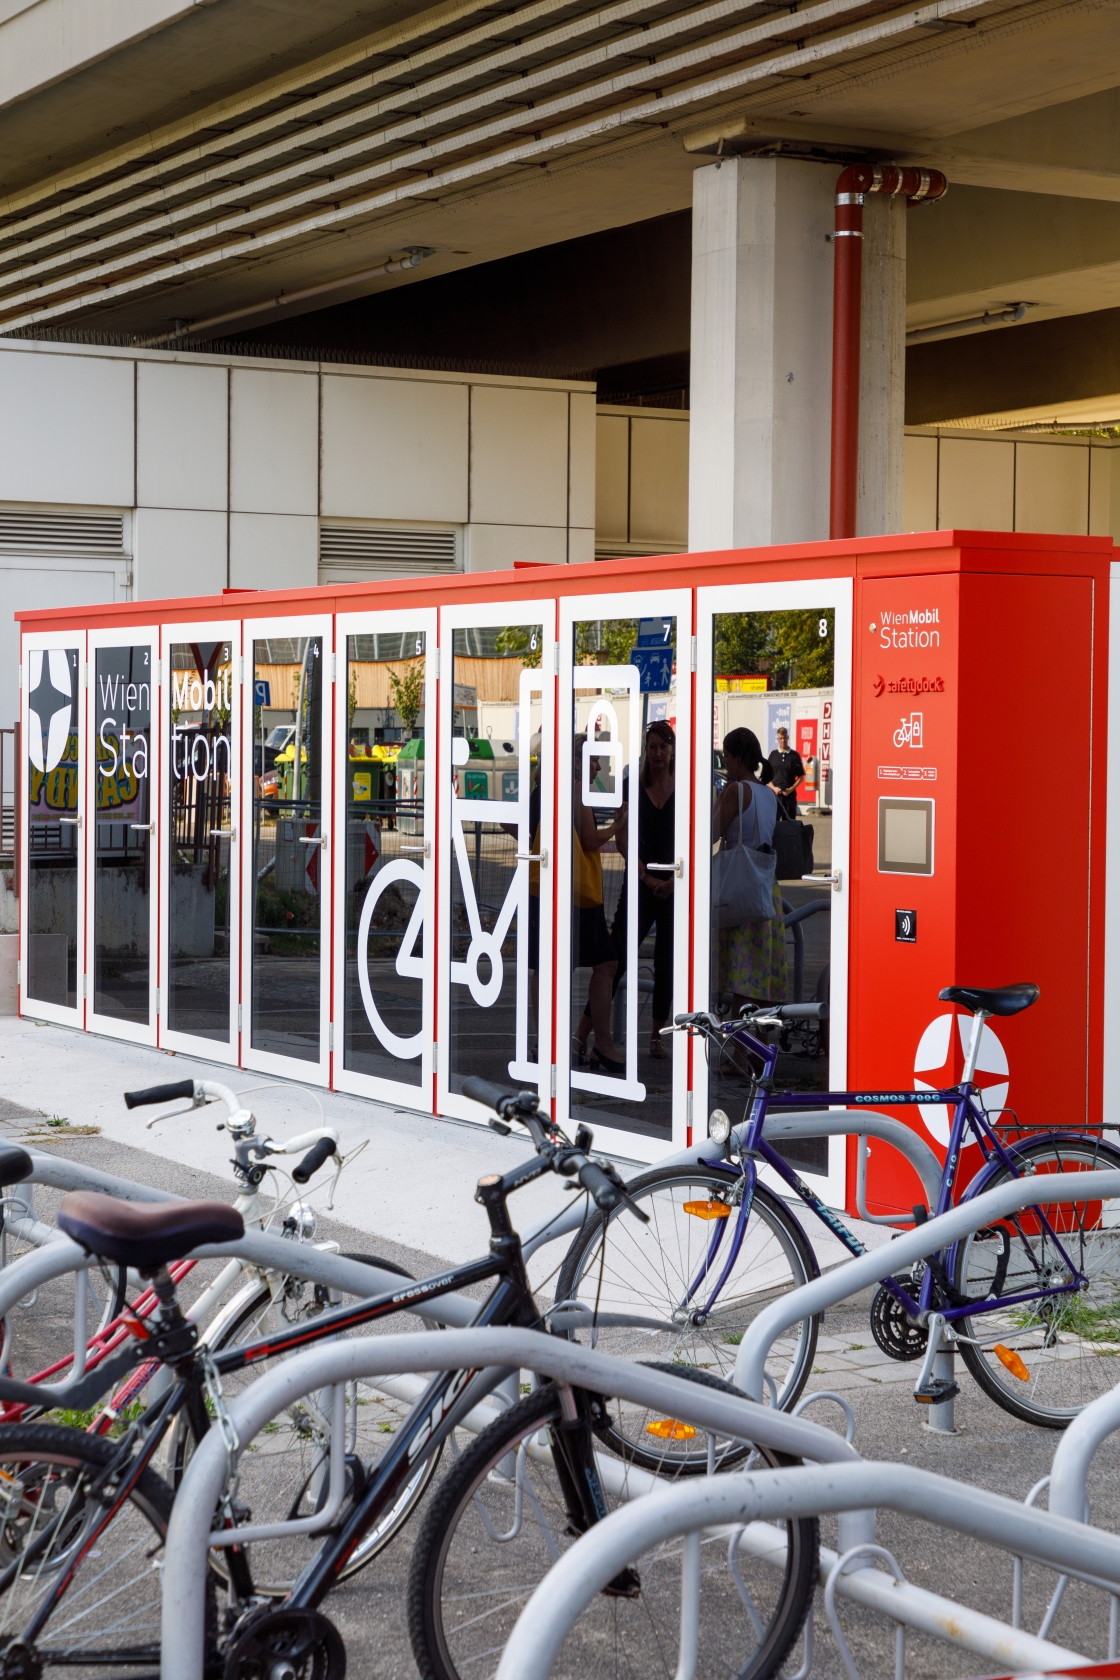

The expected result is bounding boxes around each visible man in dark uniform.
[768,727,805,819]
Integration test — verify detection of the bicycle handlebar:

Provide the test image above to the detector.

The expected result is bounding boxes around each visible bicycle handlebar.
[462,1077,539,1120]
[576,1158,622,1212]
[292,1137,338,1184]
[124,1080,195,1109]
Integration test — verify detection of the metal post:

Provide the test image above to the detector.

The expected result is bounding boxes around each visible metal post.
[925,1340,958,1435]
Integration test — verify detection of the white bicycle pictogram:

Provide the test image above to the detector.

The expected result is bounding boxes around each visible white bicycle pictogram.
[892,711,923,749]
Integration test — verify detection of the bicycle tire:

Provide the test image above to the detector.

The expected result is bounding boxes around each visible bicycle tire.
[556,1166,819,1453]
[952,1135,1120,1427]
[195,1251,441,1594]
[407,1373,818,1680]
[0,1421,214,1679]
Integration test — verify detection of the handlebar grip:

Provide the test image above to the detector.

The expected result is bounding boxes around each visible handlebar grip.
[292,1136,337,1184]
[776,1003,829,1021]
[124,1080,196,1110]
[462,1077,519,1116]
[578,1159,622,1213]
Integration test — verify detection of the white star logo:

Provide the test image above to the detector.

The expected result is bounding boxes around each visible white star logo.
[913,1013,1008,1145]
[28,650,73,775]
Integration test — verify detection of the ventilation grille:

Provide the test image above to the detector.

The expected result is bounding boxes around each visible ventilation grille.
[0,510,126,553]
[319,524,458,579]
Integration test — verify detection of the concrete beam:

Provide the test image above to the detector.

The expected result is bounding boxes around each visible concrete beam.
[905,304,1120,425]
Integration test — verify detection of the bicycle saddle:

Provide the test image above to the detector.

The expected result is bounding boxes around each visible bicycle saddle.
[0,1146,32,1187]
[938,982,1039,1017]
[57,1191,244,1267]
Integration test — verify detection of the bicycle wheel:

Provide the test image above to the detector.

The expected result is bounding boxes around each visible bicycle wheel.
[953,1136,1120,1427]
[0,1421,208,1679]
[192,1251,441,1594]
[408,1375,817,1680]
[556,1167,818,1455]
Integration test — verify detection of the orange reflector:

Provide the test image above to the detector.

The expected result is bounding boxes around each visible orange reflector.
[994,1343,1031,1382]
[646,1418,697,1440]
[683,1200,731,1220]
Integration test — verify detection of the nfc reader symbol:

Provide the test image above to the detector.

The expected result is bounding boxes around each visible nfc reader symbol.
[895,909,917,943]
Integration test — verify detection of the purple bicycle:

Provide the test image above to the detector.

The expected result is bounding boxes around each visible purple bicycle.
[558,982,1120,1431]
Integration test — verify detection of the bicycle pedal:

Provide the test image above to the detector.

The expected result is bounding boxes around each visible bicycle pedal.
[602,1565,641,1599]
[913,1378,960,1405]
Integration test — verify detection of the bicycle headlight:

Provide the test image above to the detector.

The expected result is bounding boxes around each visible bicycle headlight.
[708,1108,732,1145]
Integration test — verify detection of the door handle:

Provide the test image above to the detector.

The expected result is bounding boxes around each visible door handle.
[59,816,81,827]
[803,870,842,892]
[646,859,683,878]
[401,843,431,857]
[209,828,237,841]
[299,835,328,849]
[130,823,154,833]
[516,850,548,866]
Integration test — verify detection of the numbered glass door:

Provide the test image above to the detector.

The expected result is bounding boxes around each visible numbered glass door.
[334,610,436,1106]
[160,627,239,1058]
[438,603,555,1123]
[557,591,692,1156]
[242,616,332,1081]
[22,633,84,1024]
[696,579,852,1201]
[88,629,159,1042]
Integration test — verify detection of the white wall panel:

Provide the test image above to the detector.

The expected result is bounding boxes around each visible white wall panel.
[596,413,629,541]
[470,386,568,527]
[231,367,318,515]
[134,507,226,599]
[568,527,595,566]
[568,391,597,531]
[0,557,122,729]
[137,360,227,511]
[321,375,468,522]
[937,436,1014,530]
[0,349,133,506]
[230,512,317,590]
[630,417,688,548]
[903,434,938,531]
[465,523,567,571]
[1015,441,1089,534]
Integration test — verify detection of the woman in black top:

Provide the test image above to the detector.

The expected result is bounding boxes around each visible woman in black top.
[581,719,676,1060]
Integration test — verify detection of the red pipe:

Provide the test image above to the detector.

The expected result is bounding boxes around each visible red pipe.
[829,164,947,540]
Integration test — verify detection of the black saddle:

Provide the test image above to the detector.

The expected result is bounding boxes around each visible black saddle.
[57,1191,244,1268]
[938,983,1039,1018]
[0,1146,32,1188]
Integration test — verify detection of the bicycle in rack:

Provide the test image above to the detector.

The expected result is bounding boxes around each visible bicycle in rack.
[558,982,1120,1429]
[0,1076,817,1680]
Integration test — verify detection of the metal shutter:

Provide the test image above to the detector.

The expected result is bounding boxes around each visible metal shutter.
[319,524,459,581]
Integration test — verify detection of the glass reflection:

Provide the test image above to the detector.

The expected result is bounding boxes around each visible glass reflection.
[344,631,426,1086]
[569,615,676,1141]
[448,625,543,1096]
[708,607,834,1170]
[94,645,152,1022]
[167,642,233,1042]
[26,647,80,1009]
[251,637,323,1062]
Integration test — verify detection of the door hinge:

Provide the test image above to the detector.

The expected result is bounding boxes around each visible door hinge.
[434,647,441,682]
[237,1004,243,1032]
[238,657,245,684]
[155,988,160,1015]
[330,654,337,684]
[432,1042,439,1072]
[550,1063,557,1098]
[690,636,697,673]
[552,641,560,675]
[687,1089,694,1129]
[329,1022,335,1051]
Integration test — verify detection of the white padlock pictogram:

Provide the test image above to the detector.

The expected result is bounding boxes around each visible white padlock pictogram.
[582,702,624,808]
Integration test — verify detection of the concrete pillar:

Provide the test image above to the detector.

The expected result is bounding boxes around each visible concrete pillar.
[687,156,908,551]
[688,156,834,552]
[857,193,907,536]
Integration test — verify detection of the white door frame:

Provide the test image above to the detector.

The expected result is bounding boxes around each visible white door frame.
[158,621,241,1063]
[556,588,693,1162]
[241,614,334,1086]
[696,577,852,1205]
[20,629,86,1029]
[437,598,556,1127]
[86,624,160,1046]
[334,607,437,1110]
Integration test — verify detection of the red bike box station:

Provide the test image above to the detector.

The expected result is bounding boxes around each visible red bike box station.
[16,530,1113,1219]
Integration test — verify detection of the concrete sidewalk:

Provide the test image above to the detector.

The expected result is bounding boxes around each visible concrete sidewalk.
[0,1014,890,1287]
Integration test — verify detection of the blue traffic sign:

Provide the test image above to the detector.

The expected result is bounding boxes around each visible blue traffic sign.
[635,617,673,648]
[629,645,673,693]
[254,679,271,707]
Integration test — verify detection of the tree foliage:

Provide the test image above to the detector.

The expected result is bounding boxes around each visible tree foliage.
[714,608,833,689]
[388,660,425,732]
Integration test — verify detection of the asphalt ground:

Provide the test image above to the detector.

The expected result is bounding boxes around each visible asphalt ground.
[0,1060,1117,1677]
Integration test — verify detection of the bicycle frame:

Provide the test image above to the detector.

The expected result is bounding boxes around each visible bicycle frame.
[684,1011,1092,1331]
[2,1156,610,1654]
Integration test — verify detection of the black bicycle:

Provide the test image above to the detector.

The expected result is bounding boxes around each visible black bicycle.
[0,1077,817,1680]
